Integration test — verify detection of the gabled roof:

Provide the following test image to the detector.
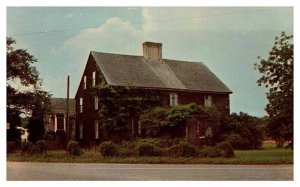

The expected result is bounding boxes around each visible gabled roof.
[50,98,76,116]
[90,51,232,93]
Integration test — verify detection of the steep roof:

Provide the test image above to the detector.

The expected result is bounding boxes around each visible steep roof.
[50,98,76,116]
[90,51,232,93]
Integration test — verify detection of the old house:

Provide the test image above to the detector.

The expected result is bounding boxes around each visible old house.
[44,98,76,145]
[75,42,232,146]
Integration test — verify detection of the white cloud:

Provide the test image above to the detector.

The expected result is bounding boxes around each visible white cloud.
[65,13,73,19]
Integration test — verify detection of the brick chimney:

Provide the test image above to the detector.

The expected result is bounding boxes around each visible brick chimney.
[142,41,162,61]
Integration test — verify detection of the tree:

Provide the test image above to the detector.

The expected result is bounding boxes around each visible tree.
[254,32,293,147]
[7,37,51,142]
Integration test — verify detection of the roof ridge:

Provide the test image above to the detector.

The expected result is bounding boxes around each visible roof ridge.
[91,51,141,58]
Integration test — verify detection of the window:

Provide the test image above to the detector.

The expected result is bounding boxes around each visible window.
[79,123,83,139]
[83,75,87,90]
[95,121,99,139]
[170,93,178,106]
[204,95,212,107]
[79,98,83,113]
[205,126,213,137]
[92,71,96,86]
[94,96,98,110]
[56,114,65,131]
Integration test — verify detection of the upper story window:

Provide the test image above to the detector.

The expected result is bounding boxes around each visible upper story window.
[95,121,99,139]
[79,97,83,113]
[92,71,96,86]
[204,95,212,107]
[170,93,178,106]
[94,96,99,110]
[83,75,87,90]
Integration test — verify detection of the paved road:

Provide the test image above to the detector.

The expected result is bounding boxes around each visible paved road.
[7,162,293,181]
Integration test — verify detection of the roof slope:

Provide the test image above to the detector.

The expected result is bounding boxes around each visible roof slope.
[91,51,232,93]
[50,98,76,116]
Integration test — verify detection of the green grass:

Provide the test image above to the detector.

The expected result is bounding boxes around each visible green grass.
[7,142,293,164]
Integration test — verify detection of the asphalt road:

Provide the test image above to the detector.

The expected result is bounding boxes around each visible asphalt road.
[7,162,293,181]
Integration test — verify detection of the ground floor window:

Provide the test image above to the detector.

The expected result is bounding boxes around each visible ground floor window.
[79,123,83,139]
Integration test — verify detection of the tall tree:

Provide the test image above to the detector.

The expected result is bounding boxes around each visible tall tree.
[254,32,293,147]
[7,37,51,142]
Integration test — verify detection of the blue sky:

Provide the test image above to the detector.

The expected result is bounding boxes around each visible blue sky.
[6,7,293,117]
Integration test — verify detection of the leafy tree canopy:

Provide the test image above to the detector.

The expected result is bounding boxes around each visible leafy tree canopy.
[7,37,51,140]
[254,32,293,146]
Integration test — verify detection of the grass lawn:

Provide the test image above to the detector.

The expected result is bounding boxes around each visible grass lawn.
[7,141,293,164]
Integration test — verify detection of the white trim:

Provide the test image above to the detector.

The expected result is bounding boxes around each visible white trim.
[63,115,66,132]
[92,71,96,86]
[83,75,87,90]
[80,97,83,113]
[54,115,57,132]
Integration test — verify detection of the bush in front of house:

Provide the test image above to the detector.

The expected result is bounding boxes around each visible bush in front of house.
[198,146,221,158]
[99,141,119,157]
[67,140,81,156]
[21,142,34,155]
[7,141,17,154]
[198,141,235,158]
[168,141,198,157]
[135,142,162,157]
[33,140,48,154]
[215,141,234,158]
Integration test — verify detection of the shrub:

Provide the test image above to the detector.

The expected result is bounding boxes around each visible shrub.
[220,112,264,150]
[216,141,234,158]
[168,142,198,157]
[99,141,119,157]
[33,140,48,154]
[7,141,17,154]
[21,142,34,155]
[198,142,235,158]
[67,140,81,156]
[135,143,162,157]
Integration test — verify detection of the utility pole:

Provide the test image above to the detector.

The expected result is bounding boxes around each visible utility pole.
[66,75,70,145]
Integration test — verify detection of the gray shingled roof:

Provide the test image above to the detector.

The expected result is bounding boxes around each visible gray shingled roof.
[50,98,76,116]
[91,51,232,93]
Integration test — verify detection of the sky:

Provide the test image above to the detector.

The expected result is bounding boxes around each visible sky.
[6,6,293,117]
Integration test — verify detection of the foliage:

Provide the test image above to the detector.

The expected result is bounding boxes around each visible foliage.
[220,112,264,150]
[99,141,119,157]
[215,142,235,158]
[7,37,51,142]
[254,32,293,147]
[139,103,215,138]
[198,142,234,158]
[27,101,46,144]
[134,143,162,157]
[7,142,292,164]
[67,141,81,156]
[168,141,198,157]
[93,81,160,139]
[7,141,17,154]
[21,142,34,155]
[33,140,48,154]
